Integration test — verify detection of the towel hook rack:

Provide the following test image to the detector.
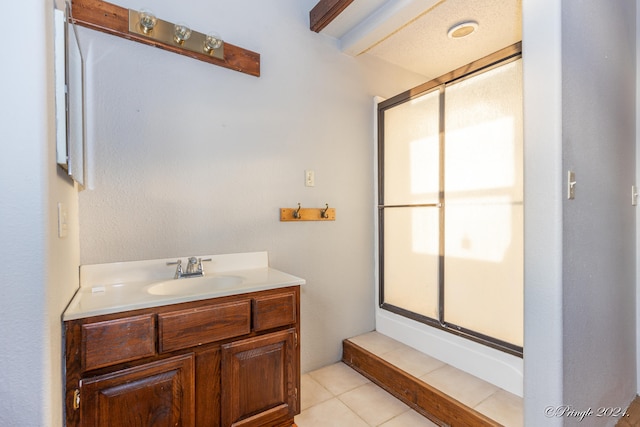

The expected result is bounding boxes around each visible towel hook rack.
[280,203,335,222]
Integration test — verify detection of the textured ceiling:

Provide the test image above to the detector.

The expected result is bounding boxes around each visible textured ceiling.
[321,0,522,80]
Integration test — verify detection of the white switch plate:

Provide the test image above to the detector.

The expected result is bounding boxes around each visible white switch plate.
[305,170,315,187]
[58,202,68,238]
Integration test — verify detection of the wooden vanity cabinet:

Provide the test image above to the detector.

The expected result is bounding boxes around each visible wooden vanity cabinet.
[64,286,300,427]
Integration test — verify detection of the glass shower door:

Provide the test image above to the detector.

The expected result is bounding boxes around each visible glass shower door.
[380,89,441,320]
[443,59,523,347]
[379,56,523,353]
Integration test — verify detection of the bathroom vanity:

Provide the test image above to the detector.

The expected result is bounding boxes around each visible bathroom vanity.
[63,252,304,427]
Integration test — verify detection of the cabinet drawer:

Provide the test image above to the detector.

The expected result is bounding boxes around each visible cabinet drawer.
[159,300,251,352]
[253,291,297,332]
[81,314,156,371]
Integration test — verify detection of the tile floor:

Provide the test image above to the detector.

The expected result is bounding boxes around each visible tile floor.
[295,331,523,427]
[295,362,438,427]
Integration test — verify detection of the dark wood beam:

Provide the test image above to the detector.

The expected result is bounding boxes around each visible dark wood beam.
[70,0,260,77]
[309,0,355,33]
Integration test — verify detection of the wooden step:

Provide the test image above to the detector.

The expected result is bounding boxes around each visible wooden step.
[342,338,502,427]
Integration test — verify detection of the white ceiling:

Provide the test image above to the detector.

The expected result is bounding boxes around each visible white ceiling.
[320,0,522,80]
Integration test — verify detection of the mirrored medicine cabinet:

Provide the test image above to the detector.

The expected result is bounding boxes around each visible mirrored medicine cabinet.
[54,0,86,187]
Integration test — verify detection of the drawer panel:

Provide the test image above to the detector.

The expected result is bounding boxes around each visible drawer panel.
[253,291,297,332]
[159,300,251,352]
[82,314,156,371]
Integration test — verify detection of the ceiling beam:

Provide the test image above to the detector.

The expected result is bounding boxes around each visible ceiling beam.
[309,0,355,33]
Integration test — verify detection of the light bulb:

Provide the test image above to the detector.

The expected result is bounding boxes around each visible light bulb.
[139,9,157,34]
[204,32,223,53]
[174,23,192,44]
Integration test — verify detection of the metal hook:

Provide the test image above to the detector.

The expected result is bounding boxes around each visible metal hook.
[321,203,329,219]
[293,203,302,219]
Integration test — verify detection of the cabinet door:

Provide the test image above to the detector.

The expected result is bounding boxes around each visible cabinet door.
[221,329,297,427]
[80,354,195,427]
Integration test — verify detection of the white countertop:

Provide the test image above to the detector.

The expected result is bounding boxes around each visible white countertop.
[63,252,305,321]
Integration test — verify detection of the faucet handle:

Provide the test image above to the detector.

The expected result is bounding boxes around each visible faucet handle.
[167,259,183,279]
[197,257,212,274]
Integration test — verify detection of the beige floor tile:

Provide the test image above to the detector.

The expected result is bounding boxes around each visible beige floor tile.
[300,374,333,410]
[339,382,409,426]
[308,362,370,396]
[382,346,447,378]
[348,331,406,356]
[379,410,441,427]
[420,365,499,408]
[294,398,369,427]
[474,390,523,427]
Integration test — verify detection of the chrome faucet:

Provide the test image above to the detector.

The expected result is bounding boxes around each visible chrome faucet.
[167,257,212,279]
[185,257,199,275]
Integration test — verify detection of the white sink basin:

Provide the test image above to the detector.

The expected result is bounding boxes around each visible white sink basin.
[147,275,244,296]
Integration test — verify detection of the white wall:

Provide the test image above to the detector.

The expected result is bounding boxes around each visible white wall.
[561,2,636,426]
[0,1,80,426]
[524,0,637,426]
[77,0,425,372]
[522,0,564,424]
[524,1,637,425]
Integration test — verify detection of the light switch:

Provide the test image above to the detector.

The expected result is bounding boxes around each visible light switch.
[305,170,315,187]
[58,202,68,238]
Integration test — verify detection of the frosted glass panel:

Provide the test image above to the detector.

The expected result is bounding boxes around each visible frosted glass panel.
[443,59,523,346]
[383,207,439,319]
[444,60,523,202]
[383,90,440,205]
[444,204,523,346]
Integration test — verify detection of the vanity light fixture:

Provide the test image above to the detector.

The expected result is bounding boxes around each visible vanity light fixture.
[69,0,259,76]
[447,21,479,39]
[129,8,224,59]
